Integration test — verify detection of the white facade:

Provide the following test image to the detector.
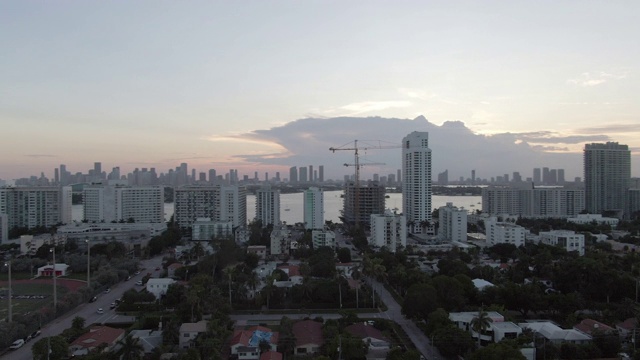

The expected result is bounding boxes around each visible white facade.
[485,216,526,247]
[369,209,407,252]
[438,202,468,242]
[255,186,280,227]
[539,230,585,256]
[303,187,324,230]
[179,320,207,349]
[567,213,619,227]
[270,225,291,255]
[584,142,630,216]
[192,218,233,241]
[450,311,522,345]
[174,185,247,229]
[482,187,584,218]
[0,186,72,230]
[146,278,176,299]
[402,132,433,234]
[83,184,164,223]
[20,234,66,256]
[312,229,336,249]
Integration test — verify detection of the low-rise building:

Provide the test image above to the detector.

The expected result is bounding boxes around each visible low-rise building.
[248,245,267,260]
[270,225,291,255]
[450,312,521,345]
[37,263,70,277]
[192,218,233,241]
[129,329,163,354]
[519,321,591,345]
[69,326,125,357]
[345,322,390,350]
[485,217,526,247]
[146,278,176,299]
[573,319,615,336]
[311,229,336,249]
[293,320,324,356]
[538,230,585,256]
[179,320,208,349]
[567,214,619,227]
[230,326,279,360]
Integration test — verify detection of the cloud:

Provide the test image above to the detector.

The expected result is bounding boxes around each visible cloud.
[530,145,570,152]
[25,154,56,158]
[575,124,640,134]
[504,131,610,144]
[338,100,412,115]
[567,71,628,87]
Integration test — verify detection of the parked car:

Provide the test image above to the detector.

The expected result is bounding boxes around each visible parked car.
[125,276,131,281]
[104,288,111,294]
[31,330,41,338]
[155,267,160,271]
[97,308,104,314]
[9,339,25,350]
[136,280,143,286]
[135,270,140,275]
[89,296,97,303]
[109,302,116,309]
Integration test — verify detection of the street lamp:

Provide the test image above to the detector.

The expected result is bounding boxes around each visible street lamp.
[86,237,91,290]
[4,260,11,322]
[50,247,57,314]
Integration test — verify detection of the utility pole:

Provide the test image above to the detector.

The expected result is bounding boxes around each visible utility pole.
[50,247,57,314]
[86,237,91,290]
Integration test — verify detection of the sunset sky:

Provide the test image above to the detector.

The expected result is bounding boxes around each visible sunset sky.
[1,1,638,180]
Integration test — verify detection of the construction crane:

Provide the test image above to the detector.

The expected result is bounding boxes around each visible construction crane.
[330,140,399,229]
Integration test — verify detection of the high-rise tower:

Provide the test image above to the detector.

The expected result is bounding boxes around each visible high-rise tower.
[584,142,630,216]
[255,186,280,227]
[402,131,433,234]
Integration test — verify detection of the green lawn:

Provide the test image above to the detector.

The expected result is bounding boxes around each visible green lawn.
[0,282,68,320]
[0,272,38,281]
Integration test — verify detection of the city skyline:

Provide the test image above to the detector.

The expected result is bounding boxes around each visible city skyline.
[1,2,639,180]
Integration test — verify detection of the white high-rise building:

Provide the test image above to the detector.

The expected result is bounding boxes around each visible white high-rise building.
[255,186,280,227]
[402,131,433,234]
[438,202,468,243]
[83,184,164,223]
[303,187,324,230]
[584,142,631,217]
[270,225,291,255]
[482,187,584,219]
[369,209,407,252]
[312,229,336,249]
[174,185,246,230]
[0,186,72,231]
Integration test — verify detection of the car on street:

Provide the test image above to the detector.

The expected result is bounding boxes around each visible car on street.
[136,280,143,286]
[135,270,140,275]
[110,302,116,309]
[97,308,104,314]
[104,288,111,293]
[89,296,97,303]
[9,339,25,350]
[31,330,41,338]
[125,275,131,281]
[155,267,160,271]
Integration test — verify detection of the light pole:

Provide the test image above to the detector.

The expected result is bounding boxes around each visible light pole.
[50,247,57,313]
[4,260,12,322]
[86,237,91,290]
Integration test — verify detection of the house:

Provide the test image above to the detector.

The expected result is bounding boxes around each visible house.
[179,320,208,349]
[248,245,267,260]
[277,265,303,285]
[617,318,638,339]
[336,262,356,278]
[230,326,279,360]
[519,321,591,345]
[146,278,176,299]
[574,319,616,336]
[450,311,521,345]
[37,263,70,277]
[345,322,390,350]
[167,262,184,278]
[129,329,163,354]
[472,278,495,291]
[292,320,324,355]
[69,326,125,356]
[260,351,283,360]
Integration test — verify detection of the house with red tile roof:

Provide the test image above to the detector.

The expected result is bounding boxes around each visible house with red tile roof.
[292,320,324,356]
[69,326,125,356]
[574,319,615,336]
[230,326,279,360]
[345,322,390,350]
[167,262,184,278]
[617,318,638,339]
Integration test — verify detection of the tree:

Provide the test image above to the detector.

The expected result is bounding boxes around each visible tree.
[71,316,86,331]
[469,341,526,360]
[163,319,180,346]
[425,308,453,336]
[117,334,144,360]
[432,326,475,358]
[402,283,438,320]
[337,247,352,263]
[470,308,493,347]
[32,336,69,360]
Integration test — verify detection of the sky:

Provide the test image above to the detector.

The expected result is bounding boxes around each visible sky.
[1,1,638,180]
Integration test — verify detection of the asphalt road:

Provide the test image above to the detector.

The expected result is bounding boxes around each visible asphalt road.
[2,255,164,360]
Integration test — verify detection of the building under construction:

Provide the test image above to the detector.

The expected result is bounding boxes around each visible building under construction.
[342,181,386,227]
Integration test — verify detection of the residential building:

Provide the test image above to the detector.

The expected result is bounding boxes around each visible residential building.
[83,183,164,223]
[69,326,125,357]
[57,222,165,252]
[482,187,584,218]
[255,186,280,227]
[345,323,390,350]
[343,181,385,227]
[369,210,406,252]
[629,188,640,217]
[248,245,267,260]
[179,320,208,349]
[538,230,585,256]
[230,326,279,360]
[573,319,615,336]
[0,213,7,243]
[438,202,467,243]
[304,187,324,230]
[519,321,591,345]
[584,142,631,217]
[289,167,298,183]
[567,213,619,227]
[293,320,324,356]
[174,185,247,229]
[485,216,526,247]
[270,225,291,255]
[311,229,336,249]
[450,312,522,346]
[0,186,72,230]
[192,218,234,241]
[129,329,163,355]
[402,131,433,234]
[146,278,176,299]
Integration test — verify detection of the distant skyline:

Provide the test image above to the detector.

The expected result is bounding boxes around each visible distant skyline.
[1,1,639,180]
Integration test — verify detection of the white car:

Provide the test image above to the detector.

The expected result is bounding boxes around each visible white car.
[97,308,104,314]
[136,280,143,286]
[9,339,25,350]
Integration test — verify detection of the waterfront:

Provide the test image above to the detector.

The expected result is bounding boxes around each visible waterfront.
[72,190,481,224]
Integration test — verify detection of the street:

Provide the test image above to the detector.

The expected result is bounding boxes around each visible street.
[2,255,164,360]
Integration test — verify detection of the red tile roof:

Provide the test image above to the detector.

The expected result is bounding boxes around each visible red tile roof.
[618,318,638,331]
[292,320,324,347]
[574,319,614,335]
[71,326,125,350]
[345,323,388,342]
[277,265,301,277]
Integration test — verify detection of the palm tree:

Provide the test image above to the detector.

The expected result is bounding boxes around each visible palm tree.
[470,308,493,348]
[262,272,280,309]
[117,334,144,360]
[223,266,237,306]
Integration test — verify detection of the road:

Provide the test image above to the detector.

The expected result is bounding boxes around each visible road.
[231,276,442,359]
[2,255,164,360]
